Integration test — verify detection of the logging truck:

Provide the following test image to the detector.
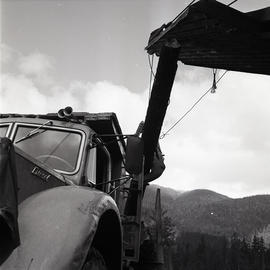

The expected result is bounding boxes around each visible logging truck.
[1,0,269,269]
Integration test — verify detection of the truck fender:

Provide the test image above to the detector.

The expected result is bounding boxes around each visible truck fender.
[1,185,122,270]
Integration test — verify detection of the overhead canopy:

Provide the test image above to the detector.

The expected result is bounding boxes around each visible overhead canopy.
[146,0,270,75]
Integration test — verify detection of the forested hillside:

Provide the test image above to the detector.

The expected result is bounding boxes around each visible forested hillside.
[141,185,270,270]
[143,185,270,238]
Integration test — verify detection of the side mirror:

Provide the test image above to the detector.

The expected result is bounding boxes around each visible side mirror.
[125,136,144,175]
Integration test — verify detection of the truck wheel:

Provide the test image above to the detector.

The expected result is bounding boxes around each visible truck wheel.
[82,247,108,270]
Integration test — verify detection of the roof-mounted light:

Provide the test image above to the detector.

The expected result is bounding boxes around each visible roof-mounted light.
[57,106,73,120]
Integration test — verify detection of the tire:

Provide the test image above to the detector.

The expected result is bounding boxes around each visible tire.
[82,247,108,270]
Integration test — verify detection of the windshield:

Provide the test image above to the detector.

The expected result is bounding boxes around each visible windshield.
[0,125,9,137]
[14,125,83,173]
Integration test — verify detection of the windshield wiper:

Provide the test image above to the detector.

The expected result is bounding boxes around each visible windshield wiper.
[15,120,53,144]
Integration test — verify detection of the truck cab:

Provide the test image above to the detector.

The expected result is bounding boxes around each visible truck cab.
[0,109,126,201]
[0,108,142,269]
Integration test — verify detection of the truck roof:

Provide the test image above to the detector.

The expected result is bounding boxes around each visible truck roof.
[0,111,126,159]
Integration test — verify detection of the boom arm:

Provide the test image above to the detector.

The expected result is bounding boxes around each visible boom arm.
[142,45,180,174]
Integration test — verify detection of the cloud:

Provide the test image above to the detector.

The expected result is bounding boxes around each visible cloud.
[2,44,270,198]
[18,51,55,89]
[1,73,47,112]
[155,71,270,198]
[0,44,17,64]
[18,52,53,75]
[0,46,147,134]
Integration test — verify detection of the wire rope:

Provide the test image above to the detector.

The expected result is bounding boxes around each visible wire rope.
[160,70,228,139]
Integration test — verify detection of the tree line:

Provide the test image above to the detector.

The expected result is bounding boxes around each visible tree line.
[172,231,270,270]
[142,211,270,270]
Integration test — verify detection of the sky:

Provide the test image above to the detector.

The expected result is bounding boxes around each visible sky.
[1,0,270,198]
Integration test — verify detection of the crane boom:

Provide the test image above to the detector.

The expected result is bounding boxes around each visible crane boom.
[142,46,180,173]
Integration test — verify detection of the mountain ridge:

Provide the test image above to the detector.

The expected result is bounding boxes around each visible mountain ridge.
[143,184,270,238]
